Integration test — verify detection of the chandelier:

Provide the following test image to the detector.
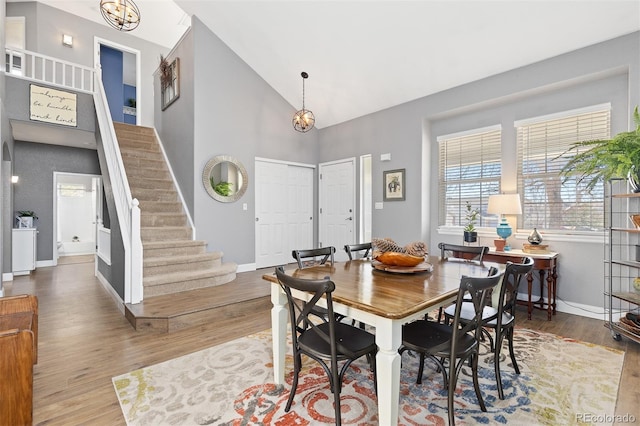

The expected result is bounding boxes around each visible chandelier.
[100,0,141,32]
[292,72,315,133]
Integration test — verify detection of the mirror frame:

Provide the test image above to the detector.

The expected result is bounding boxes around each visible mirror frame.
[202,155,249,203]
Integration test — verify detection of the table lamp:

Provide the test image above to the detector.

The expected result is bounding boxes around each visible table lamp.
[487,193,522,251]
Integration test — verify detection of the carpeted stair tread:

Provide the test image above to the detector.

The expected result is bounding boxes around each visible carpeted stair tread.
[144,252,222,267]
[143,239,208,249]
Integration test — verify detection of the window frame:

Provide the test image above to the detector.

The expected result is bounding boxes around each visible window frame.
[515,103,611,235]
[437,124,503,231]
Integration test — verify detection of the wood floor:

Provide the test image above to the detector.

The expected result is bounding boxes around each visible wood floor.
[3,260,639,425]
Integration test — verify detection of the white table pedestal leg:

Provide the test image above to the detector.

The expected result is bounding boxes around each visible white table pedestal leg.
[376,319,402,426]
[271,283,288,385]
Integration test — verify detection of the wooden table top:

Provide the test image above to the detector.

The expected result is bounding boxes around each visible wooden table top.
[262,255,499,320]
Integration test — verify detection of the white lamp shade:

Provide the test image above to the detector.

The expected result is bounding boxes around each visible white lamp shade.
[487,193,522,215]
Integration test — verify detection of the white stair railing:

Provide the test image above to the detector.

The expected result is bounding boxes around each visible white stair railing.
[93,69,143,304]
[5,48,95,93]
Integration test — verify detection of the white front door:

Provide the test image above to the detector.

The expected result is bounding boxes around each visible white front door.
[319,158,356,261]
[255,159,314,269]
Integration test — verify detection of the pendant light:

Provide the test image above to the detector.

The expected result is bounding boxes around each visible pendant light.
[100,0,141,32]
[292,72,315,133]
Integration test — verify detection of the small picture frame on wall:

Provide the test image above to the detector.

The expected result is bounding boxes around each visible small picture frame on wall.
[383,169,405,201]
[161,57,180,110]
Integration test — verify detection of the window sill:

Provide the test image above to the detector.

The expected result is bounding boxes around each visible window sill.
[437,227,605,244]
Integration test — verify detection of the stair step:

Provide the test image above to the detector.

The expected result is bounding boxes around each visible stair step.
[118,138,158,150]
[143,240,208,257]
[143,263,238,297]
[126,167,171,180]
[128,177,175,191]
[133,189,179,202]
[141,226,192,241]
[143,252,222,275]
[122,156,167,170]
[141,212,187,227]
[121,148,164,162]
[139,200,183,213]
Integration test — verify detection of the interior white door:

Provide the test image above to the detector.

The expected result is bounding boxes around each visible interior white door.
[255,160,314,269]
[319,158,356,261]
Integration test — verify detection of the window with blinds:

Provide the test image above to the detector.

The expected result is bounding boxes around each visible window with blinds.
[438,126,502,227]
[516,105,610,232]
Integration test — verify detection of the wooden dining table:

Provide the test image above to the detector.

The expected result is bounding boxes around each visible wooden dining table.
[262,255,500,426]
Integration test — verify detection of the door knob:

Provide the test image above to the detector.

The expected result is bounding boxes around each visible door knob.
[346,217,353,221]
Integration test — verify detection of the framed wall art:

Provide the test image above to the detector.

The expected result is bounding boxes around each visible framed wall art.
[160,57,180,110]
[29,84,77,127]
[383,168,405,201]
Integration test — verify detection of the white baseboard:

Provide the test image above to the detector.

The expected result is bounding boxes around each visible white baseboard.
[237,263,256,273]
[96,270,125,315]
[2,273,13,282]
[517,291,604,320]
[37,260,55,268]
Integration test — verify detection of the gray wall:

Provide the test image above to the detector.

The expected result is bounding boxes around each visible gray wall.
[317,32,640,311]
[13,141,101,261]
[5,77,95,131]
[156,17,320,265]
[6,1,171,127]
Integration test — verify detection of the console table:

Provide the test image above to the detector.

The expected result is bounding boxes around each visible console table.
[484,248,559,321]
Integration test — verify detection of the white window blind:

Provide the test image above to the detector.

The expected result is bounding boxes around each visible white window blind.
[516,107,610,232]
[438,127,502,227]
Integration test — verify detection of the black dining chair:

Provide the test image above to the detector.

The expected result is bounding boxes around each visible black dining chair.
[435,243,490,322]
[399,267,502,426]
[275,266,377,426]
[438,242,489,263]
[292,246,335,269]
[442,257,534,399]
[291,246,344,323]
[344,242,372,260]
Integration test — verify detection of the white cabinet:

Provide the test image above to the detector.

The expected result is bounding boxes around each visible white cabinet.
[12,228,37,276]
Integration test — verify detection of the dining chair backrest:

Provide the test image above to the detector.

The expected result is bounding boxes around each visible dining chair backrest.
[275,266,338,343]
[438,242,489,264]
[344,242,372,260]
[493,257,534,328]
[448,267,503,359]
[292,246,336,269]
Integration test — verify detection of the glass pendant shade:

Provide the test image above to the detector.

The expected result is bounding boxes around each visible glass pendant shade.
[100,0,141,31]
[293,71,315,132]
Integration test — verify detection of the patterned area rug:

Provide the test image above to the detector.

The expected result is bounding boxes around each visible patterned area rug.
[113,328,624,425]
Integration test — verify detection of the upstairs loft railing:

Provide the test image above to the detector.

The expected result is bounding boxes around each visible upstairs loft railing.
[5,48,143,304]
[5,48,95,93]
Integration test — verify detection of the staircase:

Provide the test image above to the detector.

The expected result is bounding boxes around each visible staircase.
[113,122,237,299]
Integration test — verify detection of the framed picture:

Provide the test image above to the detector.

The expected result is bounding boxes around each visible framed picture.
[383,169,405,201]
[161,57,180,110]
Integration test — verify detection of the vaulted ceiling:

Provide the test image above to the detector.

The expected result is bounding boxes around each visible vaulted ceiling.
[8,0,640,129]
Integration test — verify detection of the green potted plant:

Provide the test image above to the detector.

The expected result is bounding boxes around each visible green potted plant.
[210,178,234,197]
[463,201,479,243]
[559,106,640,192]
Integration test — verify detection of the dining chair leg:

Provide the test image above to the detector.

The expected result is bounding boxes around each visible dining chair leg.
[417,353,426,384]
[494,337,505,400]
[507,328,520,375]
[471,353,487,412]
[286,353,302,411]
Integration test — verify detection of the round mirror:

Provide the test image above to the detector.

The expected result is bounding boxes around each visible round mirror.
[202,155,248,202]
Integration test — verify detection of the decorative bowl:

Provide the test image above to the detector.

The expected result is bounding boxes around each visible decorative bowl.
[373,251,425,267]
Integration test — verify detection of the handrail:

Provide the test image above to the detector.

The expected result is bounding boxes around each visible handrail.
[94,69,143,304]
[5,48,95,93]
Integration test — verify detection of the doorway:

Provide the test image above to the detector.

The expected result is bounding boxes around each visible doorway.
[94,37,140,125]
[319,158,356,261]
[255,158,315,268]
[53,173,102,264]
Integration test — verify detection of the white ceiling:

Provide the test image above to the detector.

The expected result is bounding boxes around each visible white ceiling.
[7,0,640,130]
